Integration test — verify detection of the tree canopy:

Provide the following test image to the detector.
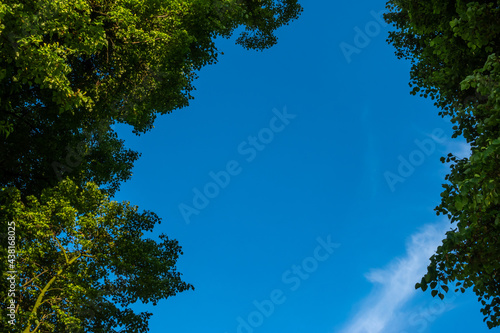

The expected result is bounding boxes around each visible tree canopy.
[0,0,303,331]
[0,0,302,198]
[1,180,192,333]
[385,0,500,328]
[0,0,302,132]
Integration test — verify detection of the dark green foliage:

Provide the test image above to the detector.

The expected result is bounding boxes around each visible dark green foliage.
[386,0,500,328]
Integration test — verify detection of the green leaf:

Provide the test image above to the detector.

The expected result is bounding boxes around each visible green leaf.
[455,197,465,211]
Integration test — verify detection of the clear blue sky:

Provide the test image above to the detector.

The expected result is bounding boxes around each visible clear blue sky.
[113,0,496,332]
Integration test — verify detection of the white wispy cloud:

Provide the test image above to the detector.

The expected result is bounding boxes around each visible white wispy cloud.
[338,221,449,333]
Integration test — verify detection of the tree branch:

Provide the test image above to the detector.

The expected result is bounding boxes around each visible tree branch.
[23,254,82,333]
[22,270,49,288]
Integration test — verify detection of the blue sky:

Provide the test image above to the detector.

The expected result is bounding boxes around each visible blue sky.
[112,0,495,332]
